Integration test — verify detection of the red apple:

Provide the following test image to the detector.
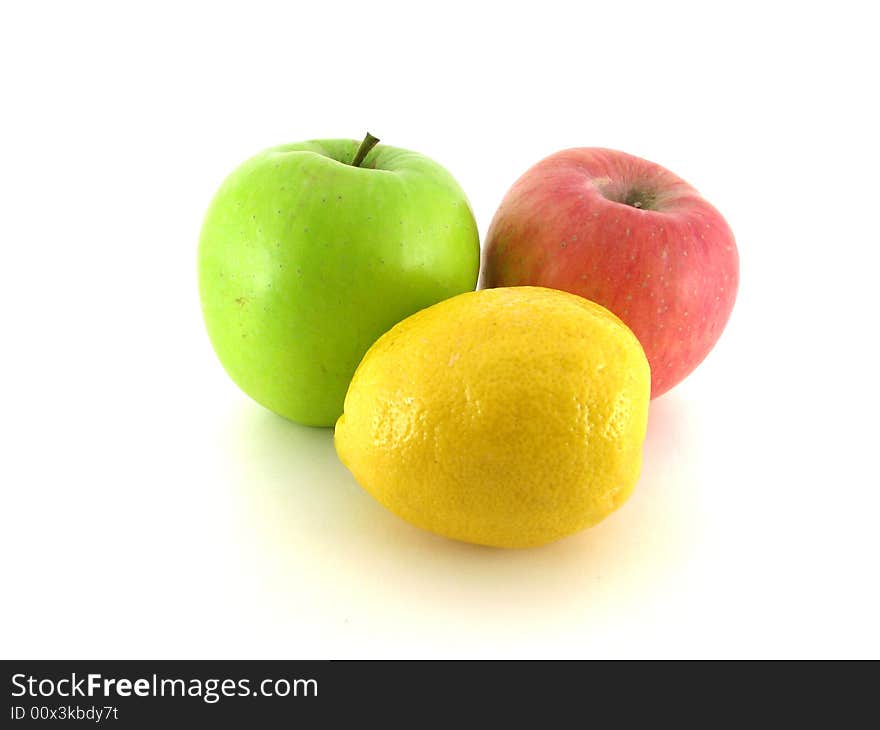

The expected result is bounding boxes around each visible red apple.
[481,148,739,398]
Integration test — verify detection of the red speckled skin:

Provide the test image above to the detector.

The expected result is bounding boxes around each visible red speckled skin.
[482,148,739,398]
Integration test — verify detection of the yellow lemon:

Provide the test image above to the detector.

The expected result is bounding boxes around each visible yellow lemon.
[334,286,650,548]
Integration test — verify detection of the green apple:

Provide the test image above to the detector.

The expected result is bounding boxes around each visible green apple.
[198,134,480,426]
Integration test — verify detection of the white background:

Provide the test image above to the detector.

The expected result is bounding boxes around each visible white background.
[2,1,878,659]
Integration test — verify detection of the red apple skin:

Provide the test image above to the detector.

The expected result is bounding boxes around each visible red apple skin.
[481,148,739,398]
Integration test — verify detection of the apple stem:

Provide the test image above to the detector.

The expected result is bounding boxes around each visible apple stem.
[351,132,380,168]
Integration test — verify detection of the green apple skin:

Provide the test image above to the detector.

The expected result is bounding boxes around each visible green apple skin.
[198,139,479,427]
